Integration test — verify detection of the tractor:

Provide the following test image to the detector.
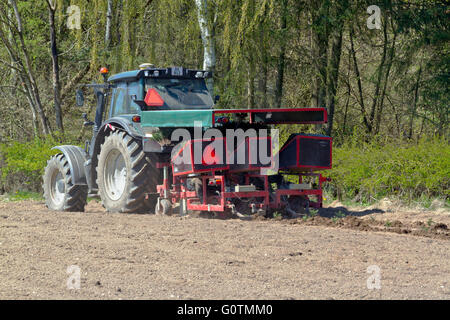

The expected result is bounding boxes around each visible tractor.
[43,64,332,218]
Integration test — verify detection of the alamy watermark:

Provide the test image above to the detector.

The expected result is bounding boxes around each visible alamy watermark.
[67,265,81,290]
[67,5,81,30]
[366,265,381,290]
[367,5,381,30]
[170,122,279,174]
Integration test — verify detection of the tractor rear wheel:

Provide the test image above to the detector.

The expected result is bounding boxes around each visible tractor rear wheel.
[97,130,159,213]
[43,154,88,211]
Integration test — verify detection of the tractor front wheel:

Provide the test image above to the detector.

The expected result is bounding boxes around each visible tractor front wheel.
[43,154,88,211]
[97,130,159,213]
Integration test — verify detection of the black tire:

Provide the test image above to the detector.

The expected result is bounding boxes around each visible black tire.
[96,130,159,213]
[43,154,88,211]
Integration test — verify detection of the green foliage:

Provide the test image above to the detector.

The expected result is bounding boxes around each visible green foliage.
[0,137,66,192]
[309,208,318,217]
[331,210,346,223]
[335,210,346,218]
[325,136,450,203]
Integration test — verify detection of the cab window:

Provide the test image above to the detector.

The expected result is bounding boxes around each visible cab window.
[144,78,213,109]
[110,82,141,116]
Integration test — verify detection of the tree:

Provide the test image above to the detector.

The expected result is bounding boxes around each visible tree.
[194,0,216,93]
[105,0,113,47]
[0,0,447,143]
[325,0,348,136]
[0,0,51,136]
[274,0,288,108]
[46,0,63,132]
[309,0,329,109]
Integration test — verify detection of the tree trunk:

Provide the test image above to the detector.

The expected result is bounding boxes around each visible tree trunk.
[309,0,328,109]
[375,27,397,135]
[369,17,389,134]
[1,0,51,135]
[408,66,422,139]
[258,63,268,108]
[247,62,255,109]
[257,14,268,108]
[275,0,287,108]
[47,0,63,132]
[105,0,113,46]
[342,47,352,134]
[0,29,38,136]
[60,64,90,102]
[195,0,216,93]
[350,27,371,133]
[325,24,343,136]
[325,0,347,136]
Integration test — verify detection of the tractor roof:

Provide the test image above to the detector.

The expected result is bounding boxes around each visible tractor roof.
[108,70,141,82]
[108,67,212,83]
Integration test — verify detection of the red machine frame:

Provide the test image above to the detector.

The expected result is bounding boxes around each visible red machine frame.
[157,165,329,214]
[279,134,333,171]
[156,107,331,215]
[212,107,327,125]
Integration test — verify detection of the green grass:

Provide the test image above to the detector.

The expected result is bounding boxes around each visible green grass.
[1,190,43,202]
[0,191,99,203]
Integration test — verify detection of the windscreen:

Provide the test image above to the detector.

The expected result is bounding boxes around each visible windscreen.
[145,78,214,109]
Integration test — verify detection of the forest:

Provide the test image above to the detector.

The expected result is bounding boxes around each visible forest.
[0,0,448,204]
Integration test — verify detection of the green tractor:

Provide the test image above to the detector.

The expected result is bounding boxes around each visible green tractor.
[43,64,331,217]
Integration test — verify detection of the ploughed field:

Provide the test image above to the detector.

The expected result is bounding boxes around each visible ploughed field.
[0,200,449,299]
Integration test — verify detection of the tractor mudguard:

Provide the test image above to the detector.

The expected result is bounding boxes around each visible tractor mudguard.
[101,117,142,138]
[52,145,88,186]
[98,118,165,153]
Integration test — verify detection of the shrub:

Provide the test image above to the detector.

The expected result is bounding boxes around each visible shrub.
[325,136,450,203]
[0,138,60,193]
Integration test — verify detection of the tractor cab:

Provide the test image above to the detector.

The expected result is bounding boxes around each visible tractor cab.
[106,65,214,118]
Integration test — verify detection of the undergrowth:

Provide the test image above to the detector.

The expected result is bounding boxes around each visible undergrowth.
[324,136,449,204]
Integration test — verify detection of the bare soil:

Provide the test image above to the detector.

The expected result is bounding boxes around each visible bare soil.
[0,200,449,299]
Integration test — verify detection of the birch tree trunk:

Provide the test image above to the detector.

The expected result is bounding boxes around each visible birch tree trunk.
[194,0,216,93]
